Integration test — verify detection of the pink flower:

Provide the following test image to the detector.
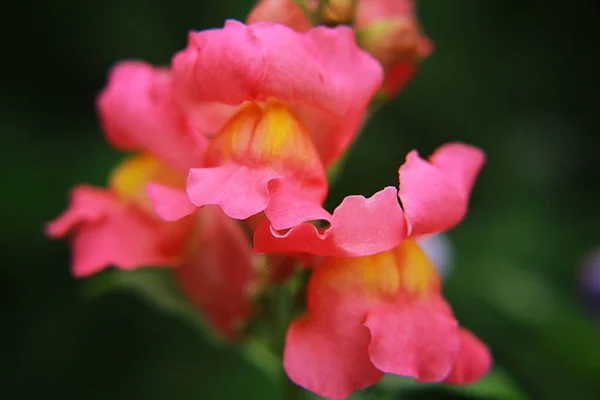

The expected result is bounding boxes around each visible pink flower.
[355,0,433,96]
[148,20,383,231]
[255,143,491,398]
[47,62,258,339]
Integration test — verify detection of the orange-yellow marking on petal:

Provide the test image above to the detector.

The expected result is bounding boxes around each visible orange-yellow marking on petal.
[320,252,400,301]
[317,239,440,302]
[393,239,440,295]
[109,153,185,208]
[204,99,323,173]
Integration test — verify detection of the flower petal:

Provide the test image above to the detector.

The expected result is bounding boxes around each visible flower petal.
[175,206,257,340]
[72,206,188,277]
[47,186,191,277]
[283,249,410,398]
[445,328,493,384]
[284,252,393,398]
[187,165,272,221]
[263,180,332,231]
[97,61,208,172]
[254,186,406,256]
[187,100,329,230]
[284,315,383,400]
[364,295,459,381]
[45,185,117,238]
[398,143,485,236]
[147,182,198,221]
[172,20,383,167]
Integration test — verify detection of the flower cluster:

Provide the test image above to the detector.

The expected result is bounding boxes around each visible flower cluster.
[47,1,491,398]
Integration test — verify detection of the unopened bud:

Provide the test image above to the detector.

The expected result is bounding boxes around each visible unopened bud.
[247,0,313,32]
[319,0,356,26]
[358,18,424,66]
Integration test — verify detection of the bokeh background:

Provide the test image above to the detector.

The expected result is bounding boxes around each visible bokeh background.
[3,0,600,399]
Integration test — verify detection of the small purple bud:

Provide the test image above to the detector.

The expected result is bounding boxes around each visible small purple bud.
[418,233,454,280]
[581,249,600,314]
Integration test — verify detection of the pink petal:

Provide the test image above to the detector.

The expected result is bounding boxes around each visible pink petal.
[186,99,330,230]
[284,316,383,399]
[45,185,119,238]
[172,20,383,167]
[187,166,328,231]
[364,295,460,381]
[254,186,406,256]
[175,206,257,340]
[72,206,188,277]
[97,61,208,172]
[46,185,191,277]
[445,328,492,384]
[264,180,331,231]
[186,165,272,221]
[398,143,485,236]
[430,143,487,198]
[147,182,198,221]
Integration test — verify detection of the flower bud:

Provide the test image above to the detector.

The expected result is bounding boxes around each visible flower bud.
[581,249,600,316]
[319,0,356,26]
[358,18,422,66]
[247,0,313,32]
[354,0,432,96]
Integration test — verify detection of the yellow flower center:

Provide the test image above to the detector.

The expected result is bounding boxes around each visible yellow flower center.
[204,99,323,174]
[109,153,186,209]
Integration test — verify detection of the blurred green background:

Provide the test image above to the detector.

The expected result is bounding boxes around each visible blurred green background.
[3,0,600,399]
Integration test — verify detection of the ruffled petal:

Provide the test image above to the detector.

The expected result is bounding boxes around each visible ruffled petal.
[187,100,329,230]
[97,61,208,172]
[284,252,392,398]
[284,315,383,399]
[47,186,191,277]
[445,328,493,384]
[398,143,485,236]
[364,295,459,381]
[254,186,406,256]
[263,180,332,231]
[45,185,117,238]
[187,165,272,221]
[172,20,383,167]
[72,205,189,277]
[175,206,257,340]
[282,239,470,397]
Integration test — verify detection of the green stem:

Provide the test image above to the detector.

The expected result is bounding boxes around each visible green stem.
[284,376,308,400]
